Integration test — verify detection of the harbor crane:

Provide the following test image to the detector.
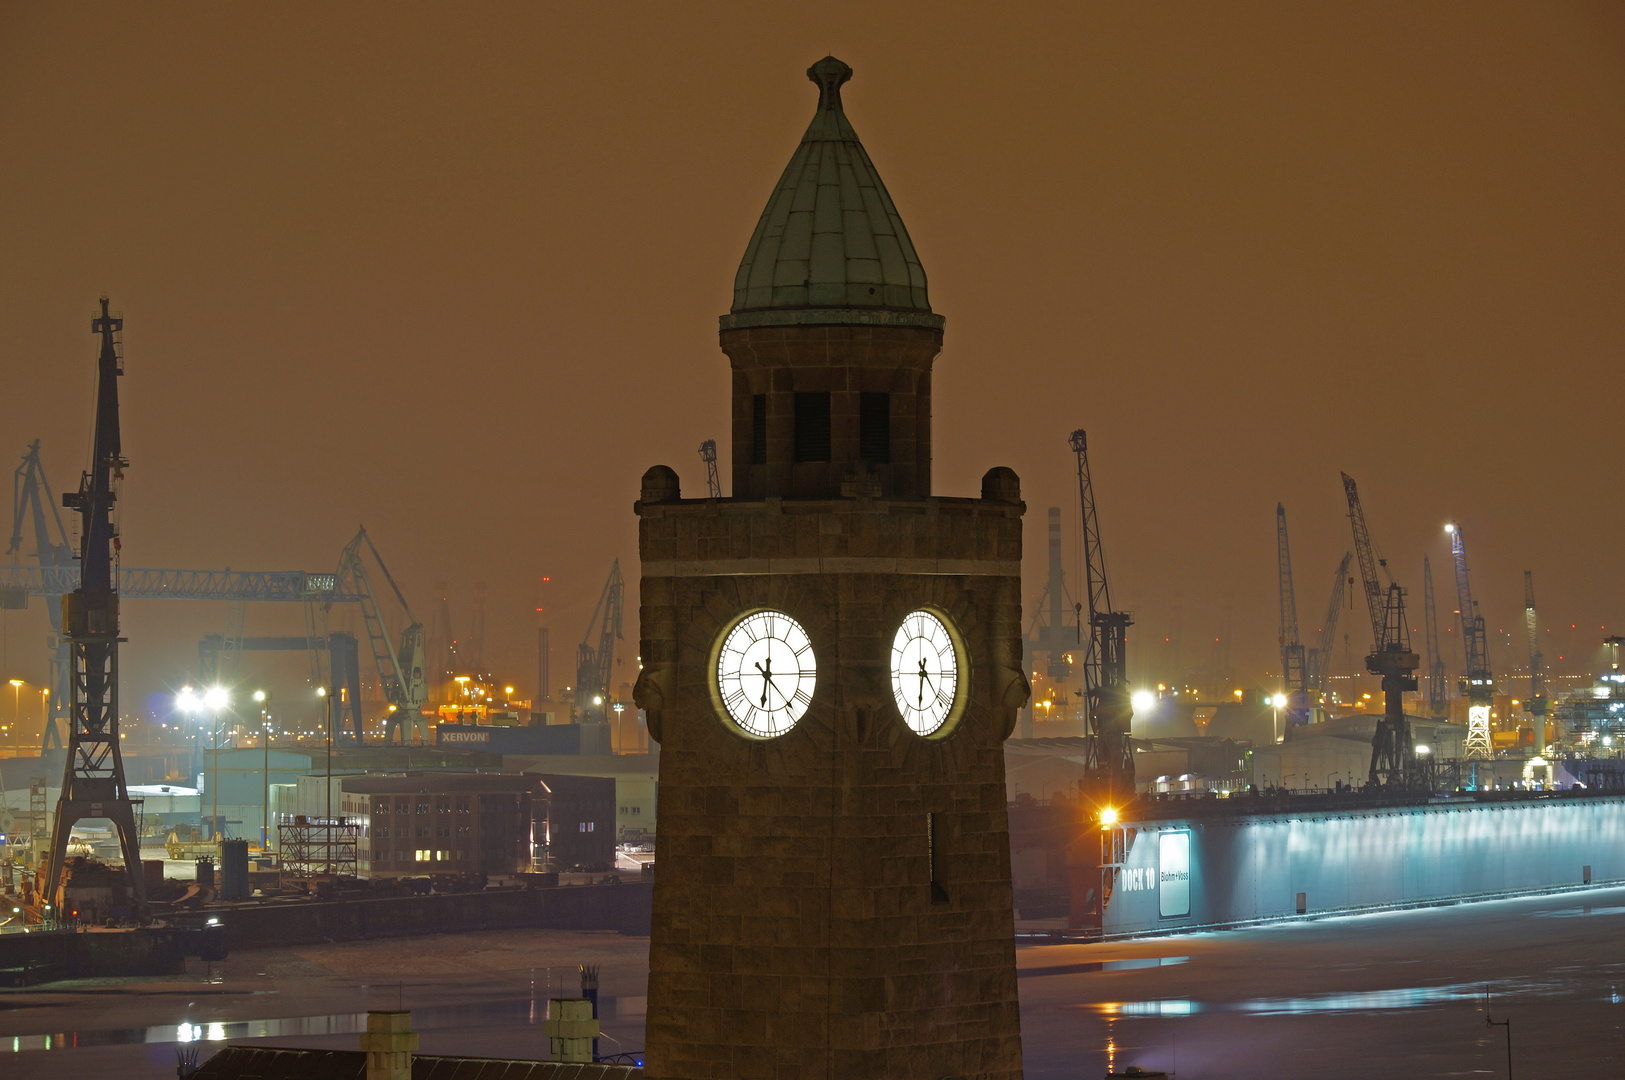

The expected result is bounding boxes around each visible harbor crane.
[1275,505,1312,725]
[8,440,76,746]
[43,299,145,910]
[330,527,428,744]
[575,559,624,726]
[1072,430,1133,793]
[699,440,722,499]
[1524,570,1548,757]
[1306,552,1351,697]
[1422,556,1449,719]
[1447,525,1494,760]
[1341,472,1419,789]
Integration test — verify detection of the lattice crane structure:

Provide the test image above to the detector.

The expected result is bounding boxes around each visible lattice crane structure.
[1275,505,1313,726]
[330,527,428,744]
[1341,472,1419,789]
[1447,525,1494,760]
[1422,556,1449,719]
[575,559,624,726]
[1071,430,1133,794]
[1524,570,1547,756]
[1307,552,1351,697]
[42,299,146,911]
[699,440,722,499]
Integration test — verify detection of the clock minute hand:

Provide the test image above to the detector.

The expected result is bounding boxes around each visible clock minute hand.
[917,657,933,706]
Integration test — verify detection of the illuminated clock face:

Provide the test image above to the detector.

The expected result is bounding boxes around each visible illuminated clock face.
[716,610,817,738]
[891,609,961,736]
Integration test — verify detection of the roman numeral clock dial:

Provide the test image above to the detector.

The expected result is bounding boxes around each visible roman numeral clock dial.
[716,610,817,738]
[891,610,962,736]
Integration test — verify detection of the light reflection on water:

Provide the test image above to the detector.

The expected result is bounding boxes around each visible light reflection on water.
[5,995,646,1053]
[1089,977,1624,1018]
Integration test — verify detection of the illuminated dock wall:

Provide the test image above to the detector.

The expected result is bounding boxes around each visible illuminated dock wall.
[1103,796,1625,938]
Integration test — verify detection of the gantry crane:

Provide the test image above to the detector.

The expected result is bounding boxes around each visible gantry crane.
[330,527,428,744]
[576,559,624,726]
[1306,552,1351,698]
[43,300,146,911]
[1524,570,1547,756]
[1341,473,1419,789]
[8,440,76,747]
[1275,505,1313,725]
[1422,556,1448,719]
[1072,431,1133,792]
[699,440,722,499]
[1447,525,1493,760]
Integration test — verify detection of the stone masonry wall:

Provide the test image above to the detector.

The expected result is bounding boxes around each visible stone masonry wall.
[636,482,1027,1080]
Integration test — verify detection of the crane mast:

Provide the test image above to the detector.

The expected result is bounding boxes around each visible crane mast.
[1307,552,1351,696]
[1275,505,1311,725]
[1524,570,1547,757]
[1071,430,1133,792]
[699,440,722,499]
[43,300,146,911]
[1422,556,1448,718]
[1340,473,1419,789]
[1448,526,1493,760]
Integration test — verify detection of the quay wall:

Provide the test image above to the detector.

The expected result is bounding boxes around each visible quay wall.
[215,879,651,951]
[1103,794,1625,937]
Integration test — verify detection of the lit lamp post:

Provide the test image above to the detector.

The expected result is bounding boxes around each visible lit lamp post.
[204,686,229,843]
[39,688,48,749]
[8,679,21,744]
[254,691,271,851]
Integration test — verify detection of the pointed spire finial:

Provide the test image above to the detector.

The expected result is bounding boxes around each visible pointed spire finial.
[807,56,852,113]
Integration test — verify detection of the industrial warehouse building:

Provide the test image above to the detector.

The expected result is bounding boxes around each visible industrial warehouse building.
[338,774,545,878]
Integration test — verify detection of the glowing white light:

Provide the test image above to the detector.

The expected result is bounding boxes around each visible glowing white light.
[1444,524,1455,533]
[1272,694,1288,708]
[1415,744,1431,756]
[205,686,228,710]
[1131,690,1155,712]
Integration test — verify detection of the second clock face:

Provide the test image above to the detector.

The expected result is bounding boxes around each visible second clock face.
[891,609,961,736]
[716,609,817,738]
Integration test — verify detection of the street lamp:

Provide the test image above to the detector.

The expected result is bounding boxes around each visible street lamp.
[9,679,22,743]
[253,690,270,850]
[204,687,229,844]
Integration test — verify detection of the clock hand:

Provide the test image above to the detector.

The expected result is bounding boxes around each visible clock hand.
[755,655,775,706]
[917,657,934,706]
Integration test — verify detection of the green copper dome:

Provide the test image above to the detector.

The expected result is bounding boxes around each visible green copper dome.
[722,57,943,332]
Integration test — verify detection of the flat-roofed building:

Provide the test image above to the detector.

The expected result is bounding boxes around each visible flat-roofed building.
[339,773,544,878]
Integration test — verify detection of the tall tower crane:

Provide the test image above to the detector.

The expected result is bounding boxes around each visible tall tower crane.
[1524,570,1547,757]
[331,527,428,744]
[1071,430,1133,793]
[1422,556,1448,719]
[8,440,76,747]
[43,300,146,910]
[1446,525,1493,760]
[576,559,625,726]
[1341,473,1419,789]
[1275,505,1311,725]
[698,440,722,499]
[1306,553,1351,697]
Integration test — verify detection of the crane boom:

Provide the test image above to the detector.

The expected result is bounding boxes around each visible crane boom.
[1309,553,1351,693]
[1071,430,1133,787]
[332,526,427,742]
[1448,526,1493,760]
[576,559,625,726]
[1339,472,1419,788]
[8,441,76,743]
[1422,556,1447,718]
[1341,473,1388,647]
[1276,504,1309,724]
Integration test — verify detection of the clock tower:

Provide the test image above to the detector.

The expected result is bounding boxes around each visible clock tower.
[634,57,1028,1080]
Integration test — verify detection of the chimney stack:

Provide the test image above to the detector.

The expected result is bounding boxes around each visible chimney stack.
[359,1010,418,1080]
